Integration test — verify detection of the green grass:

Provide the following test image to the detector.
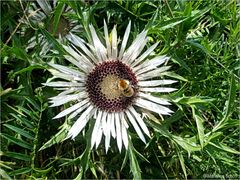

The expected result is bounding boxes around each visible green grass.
[1,0,239,179]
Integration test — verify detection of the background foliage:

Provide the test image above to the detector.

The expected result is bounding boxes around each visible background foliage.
[1,0,239,179]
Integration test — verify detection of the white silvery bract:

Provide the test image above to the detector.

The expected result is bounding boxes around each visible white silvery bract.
[43,21,177,153]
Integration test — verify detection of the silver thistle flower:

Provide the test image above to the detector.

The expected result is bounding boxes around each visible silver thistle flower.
[44,21,177,152]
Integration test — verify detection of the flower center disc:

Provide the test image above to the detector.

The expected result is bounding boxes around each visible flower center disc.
[86,60,138,112]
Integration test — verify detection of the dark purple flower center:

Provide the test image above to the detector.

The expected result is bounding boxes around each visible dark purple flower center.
[86,60,138,112]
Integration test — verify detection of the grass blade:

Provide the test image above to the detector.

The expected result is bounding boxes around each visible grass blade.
[0,168,11,180]
[213,74,237,131]
[3,124,34,140]
[52,2,65,36]
[176,146,187,179]
[128,140,142,179]
[3,152,31,161]
[192,106,205,149]
[39,123,69,151]
[8,167,32,176]
[209,142,240,155]
[0,133,32,150]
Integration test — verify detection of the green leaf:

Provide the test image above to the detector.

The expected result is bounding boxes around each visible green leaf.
[186,40,209,54]
[10,47,30,61]
[0,88,12,97]
[225,118,240,127]
[3,124,34,140]
[89,161,98,179]
[7,105,26,117]
[183,1,192,16]
[0,133,32,150]
[8,167,32,176]
[145,7,159,30]
[148,120,173,138]
[0,168,11,180]
[209,142,240,155]
[74,169,84,180]
[121,149,129,171]
[62,121,94,179]
[16,106,38,121]
[176,146,187,179]
[213,74,237,132]
[192,154,202,162]
[162,110,184,128]
[11,64,45,79]
[133,145,150,163]
[72,147,91,180]
[10,113,34,129]
[190,8,210,22]
[160,17,189,30]
[79,121,94,179]
[32,166,53,174]
[174,96,215,105]
[39,28,66,54]
[0,160,14,170]
[52,2,65,35]
[3,152,31,161]
[128,141,142,179]
[223,74,237,120]
[171,53,191,73]
[191,106,205,149]
[161,71,188,82]
[205,131,223,142]
[24,97,41,112]
[149,120,201,152]
[172,135,201,152]
[39,123,69,151]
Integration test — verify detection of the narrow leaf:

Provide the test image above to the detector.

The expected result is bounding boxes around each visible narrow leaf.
[39,124,69,151]
[39,28,66,54]
[192,106,205,149]
[3,152,31,161]
[160,17,188,30]
[209,142,240,155]
[172,135,201,152]
[176,146,187,179]
[52,2,65,35]
[25,97,41,112]
[8,167,32,176]
[175,96,215,105]
[213,74,237,131]
[0,133,32,150]
[223,74,237,120]
[0,168,11,180]
[128,141,142,179]
[10,113,34,129]
[3,124,34,140]
[161,71,188,81]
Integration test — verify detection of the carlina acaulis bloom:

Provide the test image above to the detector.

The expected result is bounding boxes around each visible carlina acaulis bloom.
[43,20,177,152]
